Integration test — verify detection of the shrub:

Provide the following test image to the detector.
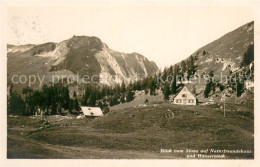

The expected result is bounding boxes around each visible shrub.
[241,45,254,67]
[103,107,110,114]
[237,111,253,119]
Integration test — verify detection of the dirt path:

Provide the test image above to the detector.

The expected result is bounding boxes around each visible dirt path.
[8,134,176,159]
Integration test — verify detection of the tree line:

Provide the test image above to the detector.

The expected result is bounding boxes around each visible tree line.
[8,84,80,116]
[8,45,254,116]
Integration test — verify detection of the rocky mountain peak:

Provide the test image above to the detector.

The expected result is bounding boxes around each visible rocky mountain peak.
[7,35,158,90]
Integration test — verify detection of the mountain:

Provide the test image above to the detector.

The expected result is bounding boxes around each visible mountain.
[192,21,254,75]
[166,21,254,104]
[7,36,158,91]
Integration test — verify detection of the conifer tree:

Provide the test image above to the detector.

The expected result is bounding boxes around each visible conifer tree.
[181,60,187,74]
[204,83,211,98]
[89,93,96,107]
[236,77,244,97]
[73,97,80,111]
[241,44,254,67]
[149,80,156,95]
[126,91,134,102]
[121,80,126,93]
[163,83,170,100]
[171,73,177,94]
[8,91,26,115]
[120,94,125,103]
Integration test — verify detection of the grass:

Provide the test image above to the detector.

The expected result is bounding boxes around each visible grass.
[7,102,254,159]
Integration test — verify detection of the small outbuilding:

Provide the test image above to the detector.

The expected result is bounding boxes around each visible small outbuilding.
[173,86,197,105]
[81,106,103,117]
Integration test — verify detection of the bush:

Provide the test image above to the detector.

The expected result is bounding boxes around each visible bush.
[60,110,69,116]
[103,107,110,114]
[237,111,253,119]
[126,91,134,102]
[241,45,254,67]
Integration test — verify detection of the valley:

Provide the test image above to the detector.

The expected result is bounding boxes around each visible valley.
[6,21,255,160]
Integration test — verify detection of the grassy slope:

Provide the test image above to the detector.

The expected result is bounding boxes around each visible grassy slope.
[110,90,164,110]
[175,21,254,74]
[7,102,253,159]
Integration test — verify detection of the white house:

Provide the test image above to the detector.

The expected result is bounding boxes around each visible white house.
[173,86,196,105]
[81,106,103,117]
[245,80,254,90]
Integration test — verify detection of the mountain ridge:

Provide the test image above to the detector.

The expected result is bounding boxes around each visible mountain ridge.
[7,35,158,90]
[162,21,254,103]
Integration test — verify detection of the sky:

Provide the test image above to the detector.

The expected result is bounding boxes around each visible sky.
[7,1,256,69]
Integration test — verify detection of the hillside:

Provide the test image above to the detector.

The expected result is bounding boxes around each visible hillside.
[8,102,253,159]
[7,36,158,91]
[164,21,254,103]
[193,21,253,74]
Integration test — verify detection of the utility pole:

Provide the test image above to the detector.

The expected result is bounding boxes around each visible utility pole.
[235,82,237,104]
[222,93,226,118]
[224,97,226,118]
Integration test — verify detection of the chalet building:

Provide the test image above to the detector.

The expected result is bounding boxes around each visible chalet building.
[245,80,254,91]
[173,86,197,105]
[81,106,103,117]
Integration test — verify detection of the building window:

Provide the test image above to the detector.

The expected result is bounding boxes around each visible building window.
[189,100,194,103]
[176,99,182,103]
[182,94,187,97]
